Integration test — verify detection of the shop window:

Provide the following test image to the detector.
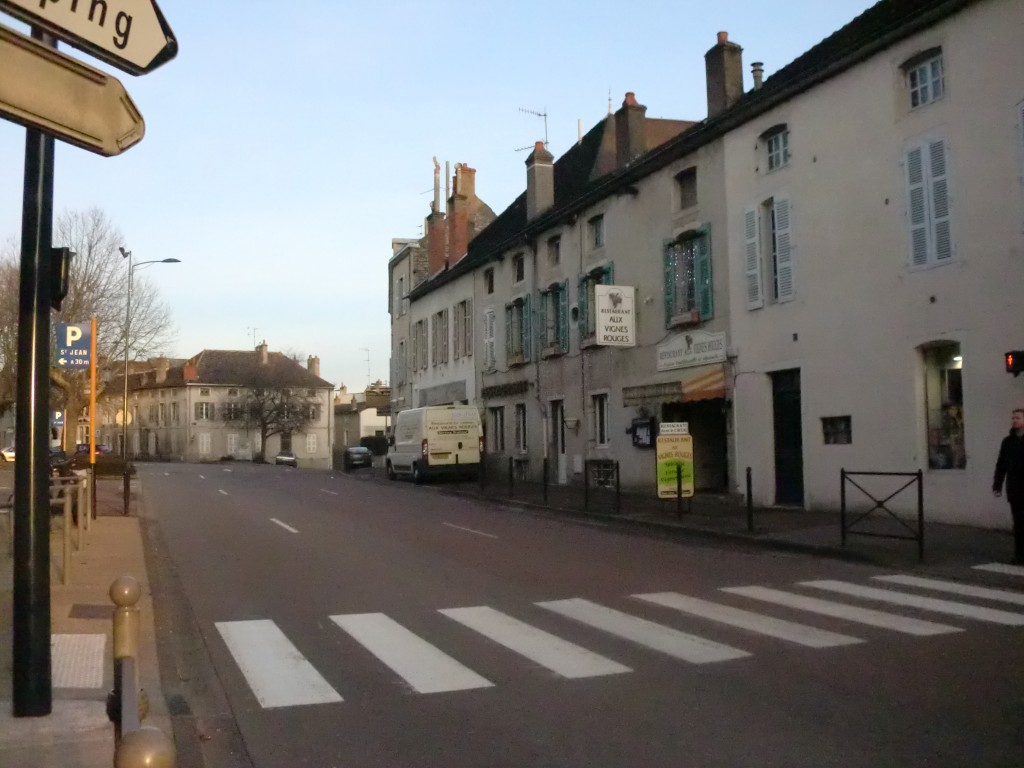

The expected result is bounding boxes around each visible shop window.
[923,342,965,469]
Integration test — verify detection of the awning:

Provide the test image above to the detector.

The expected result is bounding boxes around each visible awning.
[622,364,727,406]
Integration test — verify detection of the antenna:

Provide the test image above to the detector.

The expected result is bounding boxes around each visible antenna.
[515,106,548,152]
[246,327,259,347]
[361,348,371,385]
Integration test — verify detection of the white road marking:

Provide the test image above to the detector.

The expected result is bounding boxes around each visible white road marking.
[320,489,338,496]
[536,598,749,664]
[874,574,1024,606]
[442,522,498,539]
[223,468,232,473]
[440,606,631,679]
[198,475,205,480]
[270,518,299,533]
[215,620,342,708]
[218,490,228,496]
[330,613,492,694]
[802,580,1024,626]
[973,562,1024,577]
[722,586,961,636]
[163,472,169,477]
[634,592,863,648]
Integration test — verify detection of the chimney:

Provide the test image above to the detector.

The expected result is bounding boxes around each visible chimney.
[257,340,268,365]
[615,92,648,168]
[426,159,447,277]
[705,31,744,117]
[154,356,169,383]
[751,61,764,90]
[525,141,554,221]
[183,363,198,382]
[307,355,320,377]
[447,164,475,266]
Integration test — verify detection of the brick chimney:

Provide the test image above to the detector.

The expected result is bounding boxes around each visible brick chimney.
[154,356,169,384]
[525,141,554,221]
[183,363,198,382]
[307,355,320,377]
[447,164,476,267]
[615,92,647,168]
[257,340,268,365]
[705,31,744,118]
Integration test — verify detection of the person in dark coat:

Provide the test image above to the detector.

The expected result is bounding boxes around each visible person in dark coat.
[992,408,1024,563]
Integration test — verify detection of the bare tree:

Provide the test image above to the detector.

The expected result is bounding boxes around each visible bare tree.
[236,381,319,461]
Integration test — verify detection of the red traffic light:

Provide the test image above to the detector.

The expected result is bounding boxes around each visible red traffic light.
[1006,351,1024,376]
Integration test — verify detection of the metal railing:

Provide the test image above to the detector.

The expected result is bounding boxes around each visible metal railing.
[840,469,924,561]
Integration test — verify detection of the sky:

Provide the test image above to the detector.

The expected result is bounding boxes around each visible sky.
[0,0,878,392]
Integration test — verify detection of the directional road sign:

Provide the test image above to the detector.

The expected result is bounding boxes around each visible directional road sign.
[56,323,91,368]
[0,0,176,76]
[0,24,144,157]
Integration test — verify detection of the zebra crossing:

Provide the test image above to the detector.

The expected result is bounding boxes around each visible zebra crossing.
[213,562,1024,710]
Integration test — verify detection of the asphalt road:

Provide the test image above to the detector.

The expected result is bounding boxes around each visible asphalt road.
[139,462,1024,768]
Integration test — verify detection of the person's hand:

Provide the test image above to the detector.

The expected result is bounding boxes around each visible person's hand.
[993,490,1002,498]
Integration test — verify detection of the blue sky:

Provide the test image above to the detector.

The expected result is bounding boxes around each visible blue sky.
[0,0,876,391]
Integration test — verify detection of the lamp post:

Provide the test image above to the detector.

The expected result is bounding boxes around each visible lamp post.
[118,247,179,514]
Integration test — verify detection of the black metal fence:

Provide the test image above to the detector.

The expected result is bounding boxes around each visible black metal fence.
[840,469,924,561]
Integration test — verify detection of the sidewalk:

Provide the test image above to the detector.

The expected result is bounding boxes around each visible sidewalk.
[0,475,170,768]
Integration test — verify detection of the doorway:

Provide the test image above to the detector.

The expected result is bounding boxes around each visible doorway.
[770,368,804,505]
[550,399,567,484]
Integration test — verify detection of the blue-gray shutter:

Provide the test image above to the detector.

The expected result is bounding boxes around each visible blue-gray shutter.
[744,207,763,308]
[773,196,794,302]
[522,293,532,361]
[558,280,569,352]
[663,241,676,327]
[928,139,951,262]
[504,304,513,359]
[577,276,589,338]
[536,290,547,353]
[696,233,713,320]
[604,262,615,284]
[906,145,929,267]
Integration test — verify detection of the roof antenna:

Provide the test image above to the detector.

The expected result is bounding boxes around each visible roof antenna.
[608,88,612,115]
[515,106,548,152]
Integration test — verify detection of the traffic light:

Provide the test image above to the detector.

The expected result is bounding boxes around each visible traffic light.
[1006,351,1024,377]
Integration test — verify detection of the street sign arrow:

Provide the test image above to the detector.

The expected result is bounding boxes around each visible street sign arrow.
[0,24,144,156]
[0,0,176,76]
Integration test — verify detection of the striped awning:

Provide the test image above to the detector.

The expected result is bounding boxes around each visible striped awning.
[622,364,727,406]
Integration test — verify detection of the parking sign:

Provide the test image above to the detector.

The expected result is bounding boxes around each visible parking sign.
[55,322,91,367]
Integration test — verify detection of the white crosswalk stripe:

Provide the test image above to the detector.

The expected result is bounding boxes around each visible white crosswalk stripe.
[441,606,631,678]
[973,562,1024,577]
[801,580,1024,626]
[721,586,962,636]
[215,620,343,708]
[633,592,863,648]
[536,598,750,664]
[873,575,1024,606]
[330,612,493,694]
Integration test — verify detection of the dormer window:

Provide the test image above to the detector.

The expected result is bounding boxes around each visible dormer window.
[512,253,525,284]
[762,124,790,172]
[903,48,944,109]
[676,167,697,209]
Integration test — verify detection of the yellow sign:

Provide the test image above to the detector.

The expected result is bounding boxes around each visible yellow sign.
[657,433,694,498]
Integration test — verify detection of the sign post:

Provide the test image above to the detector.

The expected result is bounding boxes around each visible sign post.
[657,422,694,516]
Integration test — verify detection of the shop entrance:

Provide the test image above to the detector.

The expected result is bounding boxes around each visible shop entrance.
[771,368,804,505]
[661,399,728,491]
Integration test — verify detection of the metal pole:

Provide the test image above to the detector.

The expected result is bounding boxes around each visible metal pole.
[13,35,55,714]
[615,461,620,515]
[746,466,753,532]
[90,317,97,518]
[122,253,132,515]
[583,460,589,512]
[508,456,513,499]
[676,464,682,518]
[542,458,548,503]
[840,468,847,547]
[917,469,924,562]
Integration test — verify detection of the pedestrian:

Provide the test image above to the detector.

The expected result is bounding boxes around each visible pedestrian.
[992,408,1024,563]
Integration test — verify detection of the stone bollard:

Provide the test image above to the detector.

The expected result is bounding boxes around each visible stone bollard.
[107,575,148,740]
[114,725,176,768]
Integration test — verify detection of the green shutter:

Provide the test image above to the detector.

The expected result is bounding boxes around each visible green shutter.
[536,290,548,354]
[663,241,676,327]
[505,304,513,359]
[604,262,615,284]
[522,293,532,361]
[577,276,589,338]
[558,280,569,352]
[696,233,713,320]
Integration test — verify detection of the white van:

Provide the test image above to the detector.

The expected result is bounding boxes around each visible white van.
[386,405,483,483]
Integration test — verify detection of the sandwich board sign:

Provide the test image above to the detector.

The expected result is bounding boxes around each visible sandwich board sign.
[657,422,694,498]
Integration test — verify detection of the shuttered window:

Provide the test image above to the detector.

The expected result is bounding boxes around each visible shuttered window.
[744,208,763,309]
[905,139,953,268]
[578,263,614,338]
[664,231,713,326]
[504,296,532,364]
[483,309,496,371]
[538,281,570,353]
[771,196,794,302]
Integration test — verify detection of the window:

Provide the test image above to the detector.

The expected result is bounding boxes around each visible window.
[766,129,790,171]
[905,139,952,268]
[171,402,179,424]
[412,320,428,370]
[821,416,852,445]
[306,433,317,455]
[504,296,531,364]
[227,388,238,397]
[743,196,793,308]
[431,309,449,366]
[158,403,166,425]
[199,388,210,397]
[512,253,525,283]
[484,268,494,294]
[195,402,214,420]
[198,433,211,456]
[514,403,527,453]
[223,402,243,421]
[664,231,712,326]
[483,308,497,371]
[577,263,614,338]
[281,432,292,452]
[307,405,321,421]
[397,340,406,386]
[396,275,405,316]
[592,394,609,446]
[453,299,473,359]
[226,433,239,454]
[538,281,569,353]
[906,52,944,109]
[589,215,605,249]
[148,405,157,424]
[923,342,965,470]
[547,236,561,266]
[676,168,697,209]
[488,407,505,452]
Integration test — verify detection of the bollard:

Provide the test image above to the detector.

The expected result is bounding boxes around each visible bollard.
[508,457,514,499]
[115,725,176,768]
[542,458,548,503]
[123,467,131,515]
[109,575,145,741]
[746,467,753,532]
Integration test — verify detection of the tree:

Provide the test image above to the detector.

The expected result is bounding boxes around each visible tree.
[0,208,175,440]
[237,382,320,461]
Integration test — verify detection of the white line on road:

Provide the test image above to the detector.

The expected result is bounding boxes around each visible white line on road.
[973,562,1024,577]
[330,613,493,694]
[442,522,498,539]
[801,580,1024,626]
[270,518,299,533]
[163,472,169,477]
[536,598,750,664]
[198,475,205,480]
[218,490,228,496]
[215,620,343,708]
[440,606,631,679]
[633,592,863,648]
[320,489,338,496]
[723,586,962,636]
[873,574,1024,606]
[223,468,233,473]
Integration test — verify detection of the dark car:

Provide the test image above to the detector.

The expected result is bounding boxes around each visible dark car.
[343,446,373,471]
[49,447,71,477]
[274,450,297,467]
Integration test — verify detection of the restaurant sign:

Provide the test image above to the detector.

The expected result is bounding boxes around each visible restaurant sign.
[656,329,726,372]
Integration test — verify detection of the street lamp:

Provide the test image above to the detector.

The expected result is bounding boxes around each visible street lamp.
[119,246,179,513]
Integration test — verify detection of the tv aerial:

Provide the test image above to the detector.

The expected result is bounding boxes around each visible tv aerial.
[515,106,548,152]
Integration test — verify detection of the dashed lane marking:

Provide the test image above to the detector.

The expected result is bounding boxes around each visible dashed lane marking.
[442,522,498,539]
[270,518,299,533]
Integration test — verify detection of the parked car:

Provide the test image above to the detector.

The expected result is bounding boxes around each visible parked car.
[1,446,14,462]
[274,451,297,467]
[74,443,112,455]
[343,446,373,471]
[49,448,72,477]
